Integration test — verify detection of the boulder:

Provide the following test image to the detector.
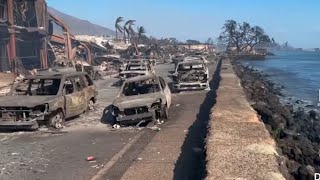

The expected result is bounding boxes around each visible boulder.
[309,110,319,121]
[297,165,315,180]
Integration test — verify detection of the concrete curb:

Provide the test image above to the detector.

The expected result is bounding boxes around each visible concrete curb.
[205,59,285,180]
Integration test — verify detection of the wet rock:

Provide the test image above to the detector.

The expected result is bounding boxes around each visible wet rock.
[297,165,315,180]
[309,110,319,121]
[305,104,315,108]
[233,62,320,178]
[314,156,320,166]
[286,160,300,174]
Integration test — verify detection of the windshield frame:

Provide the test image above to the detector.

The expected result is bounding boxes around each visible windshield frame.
[12,78,62,96]
[177,63,205,71]
[125,64,148,71]
[120,78,161,97]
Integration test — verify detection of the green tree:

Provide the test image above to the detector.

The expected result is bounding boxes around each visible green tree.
[218,20,271,52]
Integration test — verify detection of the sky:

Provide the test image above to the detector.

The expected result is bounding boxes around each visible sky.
[46,0,320,48]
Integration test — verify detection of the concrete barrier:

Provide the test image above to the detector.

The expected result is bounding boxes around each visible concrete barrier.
[205,59,285,180]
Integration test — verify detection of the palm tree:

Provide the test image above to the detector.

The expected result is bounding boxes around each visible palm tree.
[137,26,146,38]
[123,20,135,43]
[136,26,146,44]
[115,17,124,39]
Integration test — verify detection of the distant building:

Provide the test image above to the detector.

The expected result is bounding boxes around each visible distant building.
[0,0,49,72]
[174,44,216,52]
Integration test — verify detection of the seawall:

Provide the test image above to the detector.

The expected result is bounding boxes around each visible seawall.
[205,59,285,179]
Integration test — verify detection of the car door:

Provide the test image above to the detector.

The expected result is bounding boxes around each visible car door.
[82,74,97,102]
[159,77,171,108]
[73,76,87,113]
[63,77,86,118]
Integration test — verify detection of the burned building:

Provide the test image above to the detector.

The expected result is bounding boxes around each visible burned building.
[0,0,108,74]
[0,0,49,73]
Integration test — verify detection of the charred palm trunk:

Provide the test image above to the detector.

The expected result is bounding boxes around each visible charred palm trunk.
[116,29,118,39]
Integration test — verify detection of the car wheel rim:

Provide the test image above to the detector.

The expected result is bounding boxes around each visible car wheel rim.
[88,100,94,110]
[53,114,63,129]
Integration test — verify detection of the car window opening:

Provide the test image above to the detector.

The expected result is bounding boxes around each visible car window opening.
[126,64,147,71]
[14,79,61,96]
[178,64,204,71]
[123,79,160,96]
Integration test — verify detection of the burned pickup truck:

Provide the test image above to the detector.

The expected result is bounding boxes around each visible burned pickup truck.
[171,60,209,92]
[110,75,171,125]
[119,63,155,81]
[0,72,97,130]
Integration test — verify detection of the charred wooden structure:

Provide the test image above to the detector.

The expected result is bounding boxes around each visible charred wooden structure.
[0,0,108,74]
[0,0,49,73]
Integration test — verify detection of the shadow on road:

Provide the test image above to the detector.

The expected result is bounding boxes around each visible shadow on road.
[173,60,222,180]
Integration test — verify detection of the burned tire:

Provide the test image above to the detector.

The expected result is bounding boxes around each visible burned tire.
[48,110,65,129]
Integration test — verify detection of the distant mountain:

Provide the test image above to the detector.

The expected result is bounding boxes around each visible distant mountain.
[48,7,116,36]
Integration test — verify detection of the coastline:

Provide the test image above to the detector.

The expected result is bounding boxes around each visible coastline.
[232,61,320,179]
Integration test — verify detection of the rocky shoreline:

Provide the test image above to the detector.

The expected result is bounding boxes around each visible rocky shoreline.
[232,61,320,180]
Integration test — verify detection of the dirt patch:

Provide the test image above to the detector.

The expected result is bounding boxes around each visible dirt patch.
[233,62,320,180]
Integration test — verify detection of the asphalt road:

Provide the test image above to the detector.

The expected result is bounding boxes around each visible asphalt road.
[0,62,218,180]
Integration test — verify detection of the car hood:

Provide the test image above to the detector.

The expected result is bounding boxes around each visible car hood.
[113,93,162,110]
[0,96,58,108]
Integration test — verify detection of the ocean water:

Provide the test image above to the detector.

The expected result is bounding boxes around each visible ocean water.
[241,51,320,106]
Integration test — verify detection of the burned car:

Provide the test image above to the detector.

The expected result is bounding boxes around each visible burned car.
[171,60,209,91]
[110,75,171,124]
[119,63,155,81]
[51,59,102,80]
[0,72,97,130]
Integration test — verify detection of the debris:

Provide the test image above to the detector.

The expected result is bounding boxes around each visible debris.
[137,158,143,161]
[10,152,19,156]
[113,124,121,129]
[155,119,162,125]
[86,156,96,161]
[148,126,161,131]
[176,104,181,107]
[136,120,146,127]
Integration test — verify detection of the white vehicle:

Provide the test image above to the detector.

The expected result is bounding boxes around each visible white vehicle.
[171,60,209,92]
[110,75,171,125]
[119,63,155,80]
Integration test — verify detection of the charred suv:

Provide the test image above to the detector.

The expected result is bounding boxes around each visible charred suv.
[0,72,97,130]
[172,60,209,91]
[110,75,171,124]
[119,63,155,81]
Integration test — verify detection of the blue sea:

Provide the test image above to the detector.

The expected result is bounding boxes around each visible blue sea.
[241,51,320,107]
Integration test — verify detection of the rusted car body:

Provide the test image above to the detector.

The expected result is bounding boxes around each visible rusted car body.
[50,59,102,80]
[172,60,209,91]
[110,75,171,124]
[0,72,97,129]
[119,63,155,81]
